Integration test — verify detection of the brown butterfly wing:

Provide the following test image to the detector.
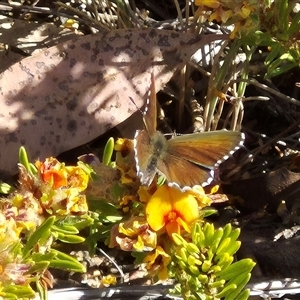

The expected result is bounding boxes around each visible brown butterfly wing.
[134,130,158,186]
[156,131,244,188]
[167,131,244,168]
[156,153,214,188]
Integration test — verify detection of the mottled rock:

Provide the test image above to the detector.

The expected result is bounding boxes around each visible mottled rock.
[0,28,226,177]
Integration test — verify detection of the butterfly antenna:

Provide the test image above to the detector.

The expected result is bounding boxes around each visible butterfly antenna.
[129,84,151,116]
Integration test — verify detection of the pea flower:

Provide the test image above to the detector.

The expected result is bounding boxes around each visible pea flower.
[115,138,138,185]
[109,217,157,252]
[143,246,171,280]
[35,158,89,215]
[146,186,201,237]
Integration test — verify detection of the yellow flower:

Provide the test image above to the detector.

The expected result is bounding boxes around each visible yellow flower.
[119,195,138,213]
[137,186,152,203]
[109,217,157,251]
[188,185,213,208]
[36,158,89,191]
[65,165,89,192]
[115,138,138,185]
[195,0,220,8]
[209,7,233,23]
[100,275,117,287]
[114,138,133,153]
[34,158,89,215]
[239,4,252,18]
[146,186,200,237]
[143,246,171,280]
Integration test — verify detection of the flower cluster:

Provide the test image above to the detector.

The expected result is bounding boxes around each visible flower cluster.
[102,137,255,297]
[195,0,259,38]
[35,157,89,215]
[0,138,255,299]
[0,156,90,297]
[109,138,214,280]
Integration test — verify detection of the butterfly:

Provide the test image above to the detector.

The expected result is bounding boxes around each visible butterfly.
[133,73,245,191]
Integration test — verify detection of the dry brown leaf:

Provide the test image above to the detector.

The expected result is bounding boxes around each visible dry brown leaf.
[0,28,226,177]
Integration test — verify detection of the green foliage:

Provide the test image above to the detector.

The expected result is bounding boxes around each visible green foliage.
[23,216,56,258]
[200,0,300,130]
[52,215,94,243]
[102,137,115,167]
[1,137,257,300]
[0,147,93,299]
[19,146,37,175]
[260,1,300,78]
[171,223,255,300]
[5,0,297,297]
[0,181,14,194]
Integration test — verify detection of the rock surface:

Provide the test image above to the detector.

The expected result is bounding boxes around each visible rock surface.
[0,28,226,177]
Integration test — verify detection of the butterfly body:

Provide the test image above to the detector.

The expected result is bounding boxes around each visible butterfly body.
[135,130,169,186]
[134,74,245,191]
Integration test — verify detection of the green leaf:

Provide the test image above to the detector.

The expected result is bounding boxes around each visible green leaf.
[18,146,37,174]
[56,232,85,243]
[0,181,14,194]
[36,278,47,300]
[88,198,122,222]
[55,215,94,231]
[214,283,236,299]
[28,261,50,273]
[31,252,57,262]
[50,249,86,272]
[223,273,251,300]
[235,288,250,300]
[267,60,296,78]
[52,224,79,234]
[2,284,36,298]
[71,216,94,230]
[77,160,96,176]
[200,207,218,218]
[276,0,289,33]
[172,233,187,246]
[264,43,282,66]
[102,137,115,166]
[48,259,85,272]
[23,216,56,257]
[216,259,256,280]
[19,146,32,174]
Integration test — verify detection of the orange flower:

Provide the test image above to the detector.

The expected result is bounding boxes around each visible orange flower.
[35,158,89,215]
[146,186,200,237]
[36,158,68,189]
[143,246,171,280]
